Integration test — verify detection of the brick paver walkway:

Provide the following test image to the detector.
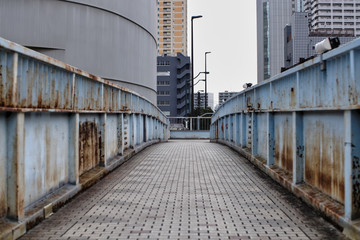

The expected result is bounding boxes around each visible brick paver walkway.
[21,140,347,240]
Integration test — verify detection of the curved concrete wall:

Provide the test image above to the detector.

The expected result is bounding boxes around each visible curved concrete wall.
[0,0,157,103]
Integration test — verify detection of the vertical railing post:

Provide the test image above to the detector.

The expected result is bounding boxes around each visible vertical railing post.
[240,113,246,147]
[267,112,275,166]
[68,113,79,185]
[251,112,258,156]
[118,113,124,156]
[292,111,304,184]
[235,114,240,145]
[344,110,360,220]
[197,117,200,131]
[7,112,25,221]
[99,113,107,166]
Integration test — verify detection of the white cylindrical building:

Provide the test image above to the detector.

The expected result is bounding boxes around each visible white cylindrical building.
[0,0,158,103]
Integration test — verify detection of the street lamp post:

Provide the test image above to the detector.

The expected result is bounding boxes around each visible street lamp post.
[191,15,203,114]
[205,51,211,109]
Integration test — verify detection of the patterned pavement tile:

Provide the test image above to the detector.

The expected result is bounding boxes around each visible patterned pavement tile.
[20,140,348,240]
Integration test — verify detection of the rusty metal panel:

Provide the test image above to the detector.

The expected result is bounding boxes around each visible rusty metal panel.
[16,56,73,109]
[24,112,69,208]
[103,85,121,112]
[274,113,293,173]
[79,116,100,176]
[271,74,297,110]
[0,50,15,107]
[304,111,345,204]
[257,113,268,160]
[74,75,103,111]
[105,114,119,161]
[255,84,271,111]
[0,113,6,217]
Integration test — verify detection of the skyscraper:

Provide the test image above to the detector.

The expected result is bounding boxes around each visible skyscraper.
[257,0,293,83]
[304,0,360,36]
[157,0,188,56]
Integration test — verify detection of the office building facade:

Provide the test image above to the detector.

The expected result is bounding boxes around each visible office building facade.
[157,53,190,116]
[257,0,293,83]
[157,0,188,56]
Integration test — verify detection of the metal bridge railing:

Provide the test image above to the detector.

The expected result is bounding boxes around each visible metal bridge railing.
[168,117,212,131]
[210,37,360,239]
[0,36,169,237]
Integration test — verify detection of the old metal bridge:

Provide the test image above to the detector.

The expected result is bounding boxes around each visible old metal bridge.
[0,36,360,240]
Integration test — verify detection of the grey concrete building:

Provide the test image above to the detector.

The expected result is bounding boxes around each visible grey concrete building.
[157,53,190,117]
[257,0,293,83]
[193,92,214,110]
[0,0,158,104]
[219,91,240,106]
[304,0,360,36]
[284,12,356,68]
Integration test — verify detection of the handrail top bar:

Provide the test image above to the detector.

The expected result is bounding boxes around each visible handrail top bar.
[0,36,166,118]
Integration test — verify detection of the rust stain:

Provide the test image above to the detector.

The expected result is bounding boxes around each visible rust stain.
[221,122,224,133]
[290,87,296,107]
[79,121,100,176]
[305,120,345,204]
[275,116,293,173]
[353,156,360,211]
[215,121,218,139]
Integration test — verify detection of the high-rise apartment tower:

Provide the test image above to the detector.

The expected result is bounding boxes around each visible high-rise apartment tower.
[157,0,188,56]
[304,0,360,36]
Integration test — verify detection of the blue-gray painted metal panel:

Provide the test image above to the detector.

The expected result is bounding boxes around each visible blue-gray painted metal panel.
[303,111,345,204]
[255,84,271,110]
[170,131,210,139]
[24,113,70,208]
[0,50,15,107]
[74,75,103,111]
[271,74,297,110]
[274,113,293,173]
[0,113,6,217]
[105,114,119,161]
[257,113,268,160]
[17,56,74,109]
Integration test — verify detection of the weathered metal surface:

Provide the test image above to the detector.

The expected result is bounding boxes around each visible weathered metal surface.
[274,113,293,173]
[210,38,360,230]
[24,113,69,208]
[170,130,210,139]
[0,113,6,218]
[79,119,100,176]
[0,37,168,124]
[304,112,345,204]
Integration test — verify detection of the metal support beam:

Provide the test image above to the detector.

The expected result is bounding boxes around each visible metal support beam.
[240,113,246,148]
[251,112,258,156]
[7,112,25,221]
[235,114,240,145]
[99,114,107,167]
[292,112,304,184]
[344,110,360,220]
[267,112,275,166]
[68,113,79,185]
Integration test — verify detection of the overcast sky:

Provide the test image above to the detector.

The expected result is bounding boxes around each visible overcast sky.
[187,0,257,105]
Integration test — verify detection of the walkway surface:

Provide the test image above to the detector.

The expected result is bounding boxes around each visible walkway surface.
[20,140,347,240]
